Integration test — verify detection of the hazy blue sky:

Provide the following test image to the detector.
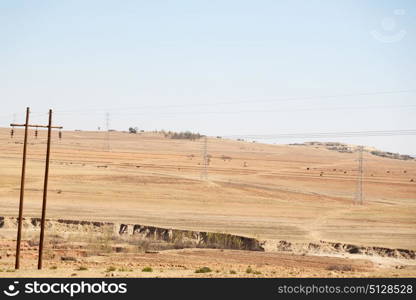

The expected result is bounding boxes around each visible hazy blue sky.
[1,0,415,154]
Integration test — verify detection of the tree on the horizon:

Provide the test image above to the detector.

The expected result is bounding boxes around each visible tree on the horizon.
[128,127,138,134]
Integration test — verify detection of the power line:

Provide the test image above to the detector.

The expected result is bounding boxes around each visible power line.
[30,88,416,115]
[224,130,416,140]
[49,103,416,118]
[116,104,416,119]
[0,90,414,128]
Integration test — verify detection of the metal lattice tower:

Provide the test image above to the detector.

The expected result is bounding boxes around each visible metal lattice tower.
[200,136,208,180]
[355,145,364,205]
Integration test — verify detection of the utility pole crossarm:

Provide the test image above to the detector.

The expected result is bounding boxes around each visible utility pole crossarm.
[10,123,63,129]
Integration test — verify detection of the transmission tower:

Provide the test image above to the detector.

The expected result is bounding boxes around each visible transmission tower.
[355,145,364,205]
[105,113,110,151]
[200,136,208,180]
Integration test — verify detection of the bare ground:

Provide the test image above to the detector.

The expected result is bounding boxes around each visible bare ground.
[0,128,415,277]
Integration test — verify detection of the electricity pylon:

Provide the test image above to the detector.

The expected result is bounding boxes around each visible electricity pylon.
[355,145,364,205]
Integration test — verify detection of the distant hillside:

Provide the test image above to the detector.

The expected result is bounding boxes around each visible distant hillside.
[369,150,415,161]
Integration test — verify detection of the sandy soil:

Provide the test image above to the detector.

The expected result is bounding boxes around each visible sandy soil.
[1,240,415,278]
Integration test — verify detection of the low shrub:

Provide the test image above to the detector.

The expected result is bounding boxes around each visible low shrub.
[142,267,153,272]
[195,267,212,273]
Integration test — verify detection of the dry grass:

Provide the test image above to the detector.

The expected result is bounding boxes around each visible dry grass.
[0,128,415,252]
[195,267,211,273]
[326,264,354,272]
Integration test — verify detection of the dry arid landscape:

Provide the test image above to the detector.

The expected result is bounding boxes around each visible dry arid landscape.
[0,127,415,277]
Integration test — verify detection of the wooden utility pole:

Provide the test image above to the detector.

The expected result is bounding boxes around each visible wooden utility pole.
[38,109,55,269]
[13,107,30,269]
[11,108,62,270]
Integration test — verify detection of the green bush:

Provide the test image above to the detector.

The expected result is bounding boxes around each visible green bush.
[195,267,212,273]
[142,267,153,272]
[106,266,116,272]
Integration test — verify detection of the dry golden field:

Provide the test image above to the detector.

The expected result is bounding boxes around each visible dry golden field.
[0,127,415,277]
